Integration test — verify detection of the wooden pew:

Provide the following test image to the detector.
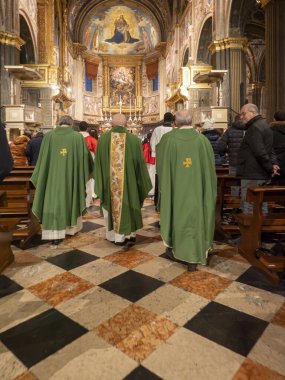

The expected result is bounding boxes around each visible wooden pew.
[215,174,241,240]
[0,191,20,272]
[235,186,285,284]
[0,176,40,249]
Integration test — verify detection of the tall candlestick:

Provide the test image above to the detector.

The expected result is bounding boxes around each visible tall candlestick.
[119,95,122,114]
[129,95,132,122]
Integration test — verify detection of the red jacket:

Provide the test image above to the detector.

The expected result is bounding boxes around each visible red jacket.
[142,141,155,164]
[85,135,97,154]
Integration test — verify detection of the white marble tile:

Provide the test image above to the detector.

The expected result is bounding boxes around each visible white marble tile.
[134,257,186,282]
[249,324,285,376]
[31,332,137,380]
[70,259,128,285]
[56,287,130,330]
[199,255,250,280]
[143,328,244,380]
[3,261,65,288]
[0,342,27,380]
[138,284,209,326]
[0,289,51,333]
[215,282,285,321]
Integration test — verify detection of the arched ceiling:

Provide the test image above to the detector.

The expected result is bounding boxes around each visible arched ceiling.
[67,0,172,42]
[230,0,265,40]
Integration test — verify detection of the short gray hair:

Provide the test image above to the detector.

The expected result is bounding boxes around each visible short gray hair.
[175,109,192,127]
[246,103,259,115]
[59,115,73,126]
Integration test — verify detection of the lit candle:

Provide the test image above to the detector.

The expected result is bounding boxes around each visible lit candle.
[119,95,122,114]
[134,99,137,117]
[129,95,132,116]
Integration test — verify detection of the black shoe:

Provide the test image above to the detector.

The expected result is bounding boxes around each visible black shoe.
[126,237,136,247]
[187,263,197,272]
[114,241,127,246]
[51,239,60,246]
[165,247,176,261]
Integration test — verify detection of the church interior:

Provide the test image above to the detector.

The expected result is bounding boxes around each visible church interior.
[0,0,285,379]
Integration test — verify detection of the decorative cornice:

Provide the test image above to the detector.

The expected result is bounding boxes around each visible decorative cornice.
[69,42,87,60]
[209,37,248,53]
[0,32,25,50]
[155,42,167,59]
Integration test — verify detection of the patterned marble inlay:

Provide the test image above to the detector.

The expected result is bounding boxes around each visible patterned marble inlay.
[28,272,94,306]
[170,271,232,300]
[232,358,285,380]
[272,303,285,328]
[95,304,177,361]
[105,249,154,269]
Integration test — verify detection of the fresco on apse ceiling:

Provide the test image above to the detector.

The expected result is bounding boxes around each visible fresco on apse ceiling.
[83,5,159,55]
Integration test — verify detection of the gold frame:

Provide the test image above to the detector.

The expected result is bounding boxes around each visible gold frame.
[101,55,143,113]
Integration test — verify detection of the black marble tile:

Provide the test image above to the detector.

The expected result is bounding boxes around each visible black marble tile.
[184,301,268,357]
[0,275,23,298]
[46,249,98,270]
[81,221,103,233]
[148,221,160,229]
[237,267,285,297]
[99,270,164,302]
[124,366,162,380]
[0,309,87,368]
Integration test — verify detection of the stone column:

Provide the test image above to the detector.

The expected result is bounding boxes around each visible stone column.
[210,37,248,114]
[159,58,166,118]
[264,0,285,120]
[0,0,21,125]
[40,88,53,128]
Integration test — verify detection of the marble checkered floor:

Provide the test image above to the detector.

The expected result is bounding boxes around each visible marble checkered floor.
[1,199,285,380]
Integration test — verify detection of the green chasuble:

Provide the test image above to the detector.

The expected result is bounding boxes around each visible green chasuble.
[156,128,217,265]
[94,125,152,235]
[31,126,93,231]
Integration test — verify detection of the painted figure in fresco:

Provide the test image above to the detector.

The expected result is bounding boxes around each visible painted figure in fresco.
[106,15,139,44]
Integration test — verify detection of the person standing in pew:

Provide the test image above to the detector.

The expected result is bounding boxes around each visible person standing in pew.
[237,103,279,214]
[156,109,217,271]
[0,122,13,181]
[25,128,44,166]
[31,116,94,247]
[271,111,285,186]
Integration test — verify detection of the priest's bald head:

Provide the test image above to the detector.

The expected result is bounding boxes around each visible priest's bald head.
[175,109,192,128]
[112,113,127,127]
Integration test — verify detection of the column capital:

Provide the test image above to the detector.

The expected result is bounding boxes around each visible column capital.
[209,37,248,53]
[0,32,25,50]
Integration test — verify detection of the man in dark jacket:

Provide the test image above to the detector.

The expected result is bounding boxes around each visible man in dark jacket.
[201,119,225,166]
[217,116,246,174]
[237,103,279,213]
[26,130,44,165]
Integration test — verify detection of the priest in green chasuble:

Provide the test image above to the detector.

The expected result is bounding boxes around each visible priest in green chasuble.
[31,116,94,246]
[156,109,217,271]
[94,113,152,245]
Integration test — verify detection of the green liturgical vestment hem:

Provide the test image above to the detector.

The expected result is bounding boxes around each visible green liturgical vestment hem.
[31,126,93,231]
[94,125,152,235]
[156,128,217,265]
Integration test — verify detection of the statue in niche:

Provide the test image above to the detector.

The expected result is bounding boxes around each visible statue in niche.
[105,15,139,44]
